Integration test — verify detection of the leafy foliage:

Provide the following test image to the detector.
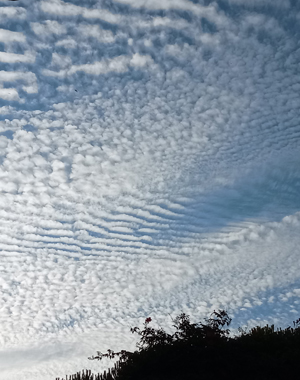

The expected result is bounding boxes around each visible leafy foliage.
[57,310,300,380]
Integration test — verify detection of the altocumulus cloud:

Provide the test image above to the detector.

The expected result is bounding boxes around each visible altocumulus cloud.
[0,0,299,378]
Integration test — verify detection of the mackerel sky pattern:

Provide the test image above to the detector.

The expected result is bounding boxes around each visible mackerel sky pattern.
[0,0,299,378]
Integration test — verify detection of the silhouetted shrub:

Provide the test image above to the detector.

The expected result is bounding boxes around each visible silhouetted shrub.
[56,312,300,380]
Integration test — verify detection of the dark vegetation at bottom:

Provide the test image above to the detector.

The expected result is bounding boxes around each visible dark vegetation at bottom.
[56,310,300,380]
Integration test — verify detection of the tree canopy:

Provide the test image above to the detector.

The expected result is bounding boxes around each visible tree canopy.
[56,310,300,380]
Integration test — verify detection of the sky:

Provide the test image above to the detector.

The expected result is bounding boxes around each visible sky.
[0,0,299,378]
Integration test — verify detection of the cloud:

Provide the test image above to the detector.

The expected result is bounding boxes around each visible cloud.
[113,0,202,11]
[130,53,154,67]
[42,53,153,77]
[0,51,35,64]
[227,0,290,8]
[40,0,121,24]
[0,71,38,97]
[0,0,298,379]
[55,37,77,49]
[113,0,230,29]
[76,24,116,44]
[131,16,190,30]
[0,6,26,20]
[0,28,26,44]
[0,88,20,102]
[31,20,67,35]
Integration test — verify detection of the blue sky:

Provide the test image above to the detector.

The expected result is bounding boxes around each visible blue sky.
[0,0,299,378]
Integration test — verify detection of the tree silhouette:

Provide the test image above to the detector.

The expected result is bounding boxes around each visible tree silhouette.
[56,311,300,380]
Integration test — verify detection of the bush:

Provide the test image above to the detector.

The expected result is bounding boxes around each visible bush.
[56,312,300,380]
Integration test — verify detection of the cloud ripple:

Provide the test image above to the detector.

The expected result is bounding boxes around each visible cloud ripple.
[0,0,299,378]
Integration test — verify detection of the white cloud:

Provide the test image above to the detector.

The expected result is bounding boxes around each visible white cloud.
[132,16,190,29]
[22,84,38,94]
[0,51,35,64]
[77,24,116,43]
[198,33,221,45]
[113,0,231,30]
[227,0,290,8]
[43,53,153,77]
[31,20,67,35]
[0,71,38,95]
[0,7,26,20]
[40,0,121,24]
[119,0,290,10]
[113,0,201,11]
[0,88,20,102]
[0,28,26,44]
[51,53,72,69]
[0,0,298,379]
[130,53,153,67]
[0,71,38,101]
[55,37,77,49]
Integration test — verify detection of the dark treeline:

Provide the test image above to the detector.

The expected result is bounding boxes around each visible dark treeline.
[56,310,300,380]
